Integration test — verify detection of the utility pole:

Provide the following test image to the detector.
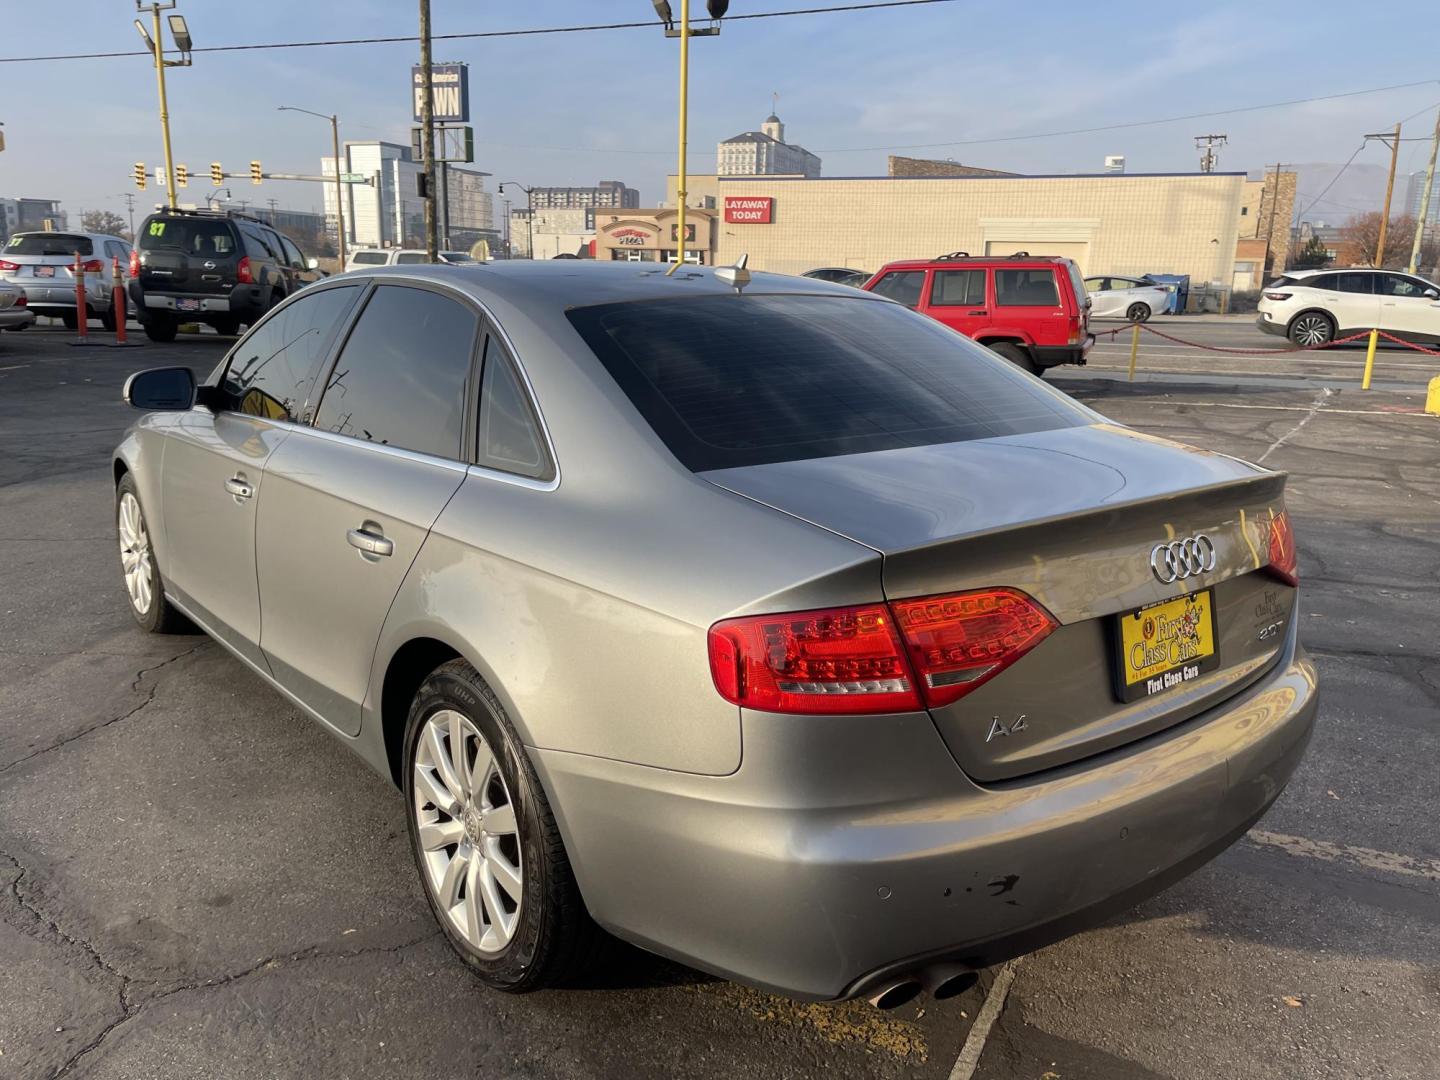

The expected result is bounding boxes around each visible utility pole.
[117,192,136,239]
[418,0,438,261]
[1365,123,1402,267]
[1194,133,1228,174]
[1261,162,1283,278]
[1408,109,1440,274]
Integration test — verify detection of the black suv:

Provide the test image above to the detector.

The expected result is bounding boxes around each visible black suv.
[129,209,323,341]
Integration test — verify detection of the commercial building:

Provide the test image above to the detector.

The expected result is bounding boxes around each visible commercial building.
[1234,170,1296,289]
[593,208,715,265]
[530,181,639,211]
[0,198,67,240]
[667,171,1245,287]
[322,140,497,250]
[1404,169,1440,226]
[511,207,594,260]
[887,155,1018,179]
[717,113,820,178]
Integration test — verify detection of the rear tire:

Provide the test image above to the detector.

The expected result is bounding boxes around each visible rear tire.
[404,660,606,992]
[1288,311,1335,347]
[60,311,78,331]
[100,305,117,332]
[210,317,240,337]
[987,341,1040,375]
[142,316,178,343]
[1126,302,1151,323]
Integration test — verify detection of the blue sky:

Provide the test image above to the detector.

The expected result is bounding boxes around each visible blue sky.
[3,0,1439,224]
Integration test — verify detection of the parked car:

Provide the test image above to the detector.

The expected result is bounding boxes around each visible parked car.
[1257,267,1440,346]
[113,262,1314,1007]
[862,252,1093,374]
[129,208,322,342]
[801,267,870,288]
[1082,275,1170,322]
[345,248,476,272]
[0,230,132,330]
[0,279,35,332]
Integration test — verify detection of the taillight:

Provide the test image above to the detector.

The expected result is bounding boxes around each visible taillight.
[708,603,919,714]
[891,589,1056,708]
[1263,292,1291,301]
[1266,510,1298,586]
[707,587,1057,715]
[0,260,18,272]
[129,250,140,278]
[14,295,26,306]
[236,255,253,284]
[81,259,104,273]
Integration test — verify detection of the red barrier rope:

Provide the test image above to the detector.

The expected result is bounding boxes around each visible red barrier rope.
[1095,320,1440,357]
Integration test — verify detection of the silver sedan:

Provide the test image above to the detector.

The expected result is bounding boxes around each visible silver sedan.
[0,279,35,331]
[112,262,1317,1006]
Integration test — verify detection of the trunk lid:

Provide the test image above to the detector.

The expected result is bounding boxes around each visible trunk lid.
[704,422,1297,781]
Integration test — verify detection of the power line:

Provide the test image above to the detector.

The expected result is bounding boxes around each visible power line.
[0,0,962,63]
[1295,143,1369,221]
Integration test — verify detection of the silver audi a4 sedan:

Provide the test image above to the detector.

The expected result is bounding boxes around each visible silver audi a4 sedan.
[113,262,1317,1007]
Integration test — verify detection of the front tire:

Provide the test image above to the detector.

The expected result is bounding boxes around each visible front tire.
[1126,302,1151,323]
[986,341,1040,375]
[404,660,604,992]
[1288,311,1335,347]
[116,475,190,633]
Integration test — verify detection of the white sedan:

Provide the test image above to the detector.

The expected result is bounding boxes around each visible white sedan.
[1083,276,1170,321]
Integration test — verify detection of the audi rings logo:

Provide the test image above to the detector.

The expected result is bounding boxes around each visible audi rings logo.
[1149,534,1217,583]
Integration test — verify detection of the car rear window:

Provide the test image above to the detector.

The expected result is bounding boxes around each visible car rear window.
[4,233,93,256]
[352,251,388,265]
[139,218,236,255]
[567,294,1091,471]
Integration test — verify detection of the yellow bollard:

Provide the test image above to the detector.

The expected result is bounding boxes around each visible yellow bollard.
[1426,374,1440,416]
[1128,323,1141,382]
[1361,328,1379,390]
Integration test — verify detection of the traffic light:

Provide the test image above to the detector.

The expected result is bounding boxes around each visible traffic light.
[175,164,189,188]
[133,162,147,190]
[249,160,262,185]
[210,161,223,185]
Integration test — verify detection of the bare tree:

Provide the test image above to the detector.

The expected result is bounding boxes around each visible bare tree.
[80,209,130,241]
[1341,212,1440,271]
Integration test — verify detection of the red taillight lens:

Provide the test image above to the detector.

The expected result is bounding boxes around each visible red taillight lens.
[1263,292,1291,301]
[0,260,18,272]
[128,250,140,278]
[891,588,1056,708]
[81,259,104,273]
[14,295,26,306]
[708,604,920,714]
[707,587,1057,715]
[1266,510,1298,586]
[236,255,253,284]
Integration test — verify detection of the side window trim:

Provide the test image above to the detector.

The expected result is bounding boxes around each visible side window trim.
[473,330,557,484]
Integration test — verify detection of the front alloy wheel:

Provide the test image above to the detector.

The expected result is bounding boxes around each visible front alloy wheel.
[1289,312,1334,347]
[1126,302,1151,323]
[413,709,524,954]
[118,490,154,617]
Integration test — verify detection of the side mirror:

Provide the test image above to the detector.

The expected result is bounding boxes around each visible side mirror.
[124,366,196,411]
[1425,288,1439,300]
[306,257,320,270]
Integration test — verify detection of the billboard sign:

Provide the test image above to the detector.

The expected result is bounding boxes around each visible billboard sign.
[724,196,774,223]
[412,63,470,124]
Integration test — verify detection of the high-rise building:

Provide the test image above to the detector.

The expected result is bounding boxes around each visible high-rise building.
[1404,169,1440,225]
[528,181,639,211]
[323,141,497,250]
[717,113,821,178]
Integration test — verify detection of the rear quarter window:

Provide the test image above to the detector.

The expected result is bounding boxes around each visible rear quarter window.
[566,294,1093,471]
[996,269,1060,307]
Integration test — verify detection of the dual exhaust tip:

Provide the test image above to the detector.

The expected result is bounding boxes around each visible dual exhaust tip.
[867,963,978,1009]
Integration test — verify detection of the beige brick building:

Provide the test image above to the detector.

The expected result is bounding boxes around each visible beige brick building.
[1234,170,1297,289]
[668,172,1245,287]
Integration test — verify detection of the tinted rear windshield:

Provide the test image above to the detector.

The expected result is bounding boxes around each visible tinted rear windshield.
[351,251,387,265]
[567,294,1091,471]
[4,233,92,256]
[138,218,236,255]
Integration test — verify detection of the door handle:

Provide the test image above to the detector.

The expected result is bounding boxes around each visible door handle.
[347,527,394,558]
[967,310,988,316]
[224,476,253,500]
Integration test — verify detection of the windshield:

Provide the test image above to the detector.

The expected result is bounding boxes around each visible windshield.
[4,233,93,256]
[567,294,1092,471]
[138,218,236,256]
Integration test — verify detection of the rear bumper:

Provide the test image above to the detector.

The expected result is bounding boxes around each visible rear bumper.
[1032,334,1094,368]
[1256,312,1286,337]
[536,621,1317,1001]
[15,281,113,313]
[0,307,35,330]
[129,283,266,321]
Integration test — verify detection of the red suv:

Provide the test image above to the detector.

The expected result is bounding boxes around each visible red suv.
[862,252,1093,374]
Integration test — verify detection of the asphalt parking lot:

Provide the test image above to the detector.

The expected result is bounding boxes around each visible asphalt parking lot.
[1,318,1437,1079]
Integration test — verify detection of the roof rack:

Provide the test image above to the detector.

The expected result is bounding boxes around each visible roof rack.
[935,251,970,261]
[932,251,1068,262]
[153,206,266,224]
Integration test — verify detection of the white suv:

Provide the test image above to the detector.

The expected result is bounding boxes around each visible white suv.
[343,248,477,272]
[1257,267,1440,346]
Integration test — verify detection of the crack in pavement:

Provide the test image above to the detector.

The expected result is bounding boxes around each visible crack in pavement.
[0,642,209,776]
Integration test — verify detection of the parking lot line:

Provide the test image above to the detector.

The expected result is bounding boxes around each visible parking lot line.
[1246,830,1440,882]
[948,959,1019,1080]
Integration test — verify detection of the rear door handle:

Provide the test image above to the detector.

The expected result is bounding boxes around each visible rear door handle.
[224,477,253,500]
[346,527,394,558]
[967,310,988,316]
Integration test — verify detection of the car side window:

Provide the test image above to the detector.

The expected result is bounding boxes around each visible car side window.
[313,285,478,460]
[476,334,553,481]
[1335,273,1374,294]
[104,240,128,261]
[1379,273,1426,297]
[1306,274,1336,290]
[280,236,306,269]
[996,269,1060,307]
[930,269,986,307]
[870,271,926,308]
[239,225,273,260]
[1083,277,1107,292]
[221,285,361,422]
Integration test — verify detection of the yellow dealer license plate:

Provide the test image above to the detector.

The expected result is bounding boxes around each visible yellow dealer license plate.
[1115,590,1219,702]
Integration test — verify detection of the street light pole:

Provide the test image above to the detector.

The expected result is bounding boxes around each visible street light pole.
[135,2,191,211]
[498,183,534,258]
[279,106,348,269]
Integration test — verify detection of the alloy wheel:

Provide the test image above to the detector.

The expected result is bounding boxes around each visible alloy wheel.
[1291,314,1332,347]
[413,709,523,954]
[118,492,153,615]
